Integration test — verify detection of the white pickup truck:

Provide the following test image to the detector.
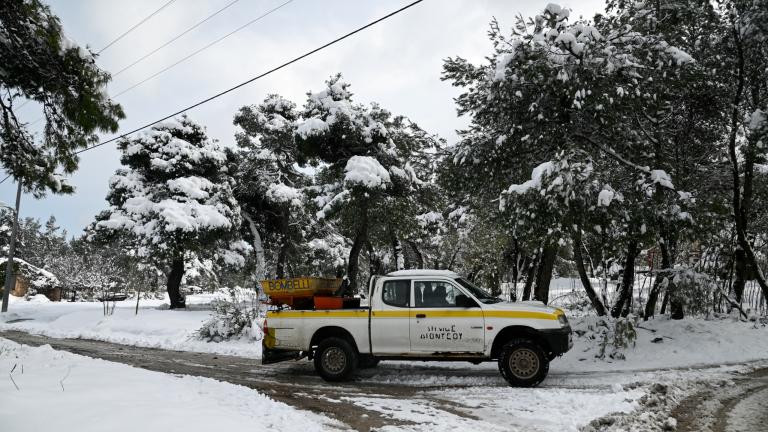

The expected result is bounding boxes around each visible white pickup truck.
[263,270,572,387]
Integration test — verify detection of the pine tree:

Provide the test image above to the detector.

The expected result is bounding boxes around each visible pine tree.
[92,115,248,309]
[296,74,430,291]
[233,94,307,279]
[441,4,695,308]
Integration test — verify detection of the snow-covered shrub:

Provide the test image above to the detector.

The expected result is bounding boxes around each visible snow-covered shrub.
[197,287,263,342]
[668,269,716,316]
[589,316,638,360]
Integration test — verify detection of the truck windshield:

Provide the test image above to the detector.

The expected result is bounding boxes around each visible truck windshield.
[455,278,502,304]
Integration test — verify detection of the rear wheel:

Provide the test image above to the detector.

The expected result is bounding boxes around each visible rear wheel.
[498,338,548,387]
[313,337,358,381]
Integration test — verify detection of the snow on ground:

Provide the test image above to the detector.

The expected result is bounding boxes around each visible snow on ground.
[347,386,644,432]
[558,315,768,373]
[0,294,262,357]
[0,338,338,432]
[2,291,768,431]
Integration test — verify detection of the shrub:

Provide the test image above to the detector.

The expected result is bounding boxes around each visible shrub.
[197,287,263,342]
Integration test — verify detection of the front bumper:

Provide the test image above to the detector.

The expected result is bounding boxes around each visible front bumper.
[541,326,573,356]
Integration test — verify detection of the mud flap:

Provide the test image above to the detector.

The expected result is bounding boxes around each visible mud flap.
[262,347,304,365]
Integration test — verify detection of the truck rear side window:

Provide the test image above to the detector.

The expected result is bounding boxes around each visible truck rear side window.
[382,280,410,307]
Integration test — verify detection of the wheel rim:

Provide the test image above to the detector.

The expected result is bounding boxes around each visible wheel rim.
[321,347,347,374]
[508,348,539,379]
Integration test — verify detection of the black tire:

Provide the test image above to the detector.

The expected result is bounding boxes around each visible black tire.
[498,338,549,387]
[358,355,380,369]
[313,337,358,381]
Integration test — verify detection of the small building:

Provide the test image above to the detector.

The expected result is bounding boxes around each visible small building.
[0,257,62,301]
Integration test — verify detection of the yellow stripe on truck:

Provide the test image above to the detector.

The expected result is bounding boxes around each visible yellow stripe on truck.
[267,309,558,320]
[267,310,369,319]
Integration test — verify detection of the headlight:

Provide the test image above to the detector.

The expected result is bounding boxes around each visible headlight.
[557,313,569,327]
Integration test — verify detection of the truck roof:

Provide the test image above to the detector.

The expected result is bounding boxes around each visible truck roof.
[385,269,460,278]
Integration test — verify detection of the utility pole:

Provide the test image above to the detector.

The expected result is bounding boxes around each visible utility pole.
[2,179,22,313]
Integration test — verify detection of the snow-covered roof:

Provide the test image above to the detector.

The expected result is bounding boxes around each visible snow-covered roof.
[386,269,460,278]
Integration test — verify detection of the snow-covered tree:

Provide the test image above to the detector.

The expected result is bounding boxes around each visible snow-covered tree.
[233,94,308,279]
[296,75,430,291]
[442,3,696,308]
[719,0,768,304]
[92,115,248,309]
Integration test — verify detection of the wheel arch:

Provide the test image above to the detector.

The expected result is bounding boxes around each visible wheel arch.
[309,326,360,354]
[490,325,550,359]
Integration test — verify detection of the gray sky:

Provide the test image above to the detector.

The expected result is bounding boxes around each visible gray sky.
[2,0,604,236]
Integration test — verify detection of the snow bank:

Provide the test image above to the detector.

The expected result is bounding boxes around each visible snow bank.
[556,315,768,373]
[0,338,336,432]
[0,300,262,358]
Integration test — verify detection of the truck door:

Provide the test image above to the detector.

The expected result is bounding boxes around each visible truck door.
[370,279,411,354]
[409,280,485,353]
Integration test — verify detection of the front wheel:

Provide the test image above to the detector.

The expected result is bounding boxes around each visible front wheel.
[498,339,549,387]
[313,337,358,382]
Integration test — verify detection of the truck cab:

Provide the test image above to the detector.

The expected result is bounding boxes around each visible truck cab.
[263,270,572,387]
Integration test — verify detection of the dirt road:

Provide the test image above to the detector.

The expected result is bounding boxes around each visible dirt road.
[673,367,768,432]
[0,330,506,431]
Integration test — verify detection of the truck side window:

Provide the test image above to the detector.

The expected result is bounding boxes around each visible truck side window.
[414,281,461,308]
[382,280,410,307]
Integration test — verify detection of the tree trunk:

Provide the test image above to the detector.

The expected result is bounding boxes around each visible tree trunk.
[346,210,368,294]
[511,248,522,302]
[534,245,558,304]
[166,257,186,309]
[242,212,266,280]
[406,239,423,269]
[522,253,538,301]
[732,248,748,304]
[611,239,639,318]
[392,236,404,271]
[275,209,291,279]
[572,230,607,316]
[644,242,671,319]
[368,242,383,276]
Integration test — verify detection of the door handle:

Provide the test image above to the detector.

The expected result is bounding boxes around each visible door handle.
[415,313,426,318]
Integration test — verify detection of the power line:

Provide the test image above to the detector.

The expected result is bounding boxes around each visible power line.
[113,0,294,99]
[76,0,426,156]
[0,173,10,186]
[113,0,241,78]
[97,0,177,54]
[13,0,177,114]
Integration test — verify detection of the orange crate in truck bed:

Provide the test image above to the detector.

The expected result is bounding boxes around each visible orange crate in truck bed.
[314,296,344,309]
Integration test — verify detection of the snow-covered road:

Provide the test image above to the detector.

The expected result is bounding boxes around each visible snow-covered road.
[3,330,764,432]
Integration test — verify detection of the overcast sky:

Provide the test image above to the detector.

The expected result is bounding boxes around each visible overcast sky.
[2,0,604,236]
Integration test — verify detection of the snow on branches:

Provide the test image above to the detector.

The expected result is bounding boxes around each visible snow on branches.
[93,115,247,269]
[344,156,391,189]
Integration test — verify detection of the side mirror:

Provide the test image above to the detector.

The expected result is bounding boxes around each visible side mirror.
[456,294,478,308]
